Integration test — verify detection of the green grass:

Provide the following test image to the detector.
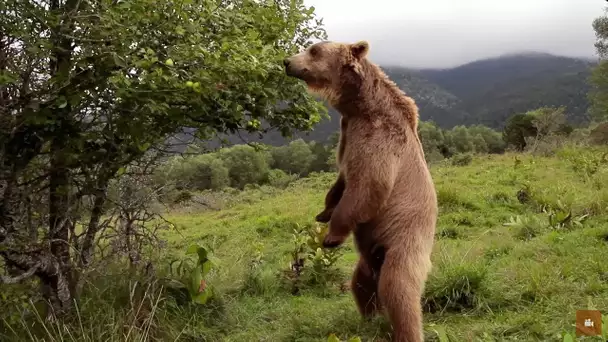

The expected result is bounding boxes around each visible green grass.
[152,147,608,341]
[3,146,608,341]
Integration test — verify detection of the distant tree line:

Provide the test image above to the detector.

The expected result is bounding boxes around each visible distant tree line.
[156,104,608,197]
[155,121,509,194]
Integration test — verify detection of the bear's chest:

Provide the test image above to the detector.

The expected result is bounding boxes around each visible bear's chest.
[339,117,382,154]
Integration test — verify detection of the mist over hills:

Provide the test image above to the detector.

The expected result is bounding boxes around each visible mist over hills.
[171,51,598,151]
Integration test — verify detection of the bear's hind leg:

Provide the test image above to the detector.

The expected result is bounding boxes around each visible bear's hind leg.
[377,251,429,342]
[351,257,380,319]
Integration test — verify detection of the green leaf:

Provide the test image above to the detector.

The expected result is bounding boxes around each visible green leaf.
[112,53,127,68]
[189,266,203,296]
[196,246,209,262]
[562,332,574,342]
[201,260,213,277]
[206,254,220,265]
[346,338,361,342]
[164,279,188,290]
[138,142,151,152]
[192,285,212,305]
[433,326,450,342]
[186,244,200,255]
[165,58,174,66]
[327,334,341,342]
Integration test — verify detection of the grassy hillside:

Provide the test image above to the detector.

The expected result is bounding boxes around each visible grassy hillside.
[160,146,608,341]
[2,144,608,341]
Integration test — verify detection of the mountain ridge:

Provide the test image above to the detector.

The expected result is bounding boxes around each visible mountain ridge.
[174,52,597,151]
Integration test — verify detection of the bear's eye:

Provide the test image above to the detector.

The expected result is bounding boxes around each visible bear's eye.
[309,46,319,57]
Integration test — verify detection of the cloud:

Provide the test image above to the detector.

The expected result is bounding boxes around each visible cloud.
[304,0,606,68]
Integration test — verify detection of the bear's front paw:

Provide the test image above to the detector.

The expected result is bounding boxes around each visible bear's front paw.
[322,233,346,248]
[315,209,332,223]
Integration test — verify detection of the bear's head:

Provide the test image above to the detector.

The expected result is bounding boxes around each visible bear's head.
[283,40,370,104]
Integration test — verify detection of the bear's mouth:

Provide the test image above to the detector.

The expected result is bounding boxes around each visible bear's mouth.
[284,65,308,80]
[285,68,328,89]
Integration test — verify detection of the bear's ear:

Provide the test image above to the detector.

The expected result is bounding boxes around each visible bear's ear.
[350,41,369,60]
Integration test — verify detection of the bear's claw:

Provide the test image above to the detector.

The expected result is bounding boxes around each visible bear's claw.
[315,210,332,223]
[322,235,345,248]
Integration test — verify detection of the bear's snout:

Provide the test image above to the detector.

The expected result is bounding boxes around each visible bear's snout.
[283,58,299,78]
[283,59,296,77]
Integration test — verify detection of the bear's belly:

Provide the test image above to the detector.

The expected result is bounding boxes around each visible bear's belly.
[352,203,435,265]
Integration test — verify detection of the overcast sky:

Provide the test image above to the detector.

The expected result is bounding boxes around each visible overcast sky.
[303,0,607,68]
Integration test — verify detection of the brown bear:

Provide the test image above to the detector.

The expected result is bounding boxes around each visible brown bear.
[283,41,437,342]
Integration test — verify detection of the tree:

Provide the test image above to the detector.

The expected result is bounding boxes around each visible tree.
[502,113,538,151]
[270,139,314,175]
[191,155,231,191]
[450,125,475,154]
[468,125,506,154]
[589,7,608,122]
[528,106,567,138]
[307,140,333,173]
[0,0,326,317]
[167,154,230,191]
[471,134,489,154]
[524,106,568,152]
[418,121,447,162]
[219,145,271,189]
[418,121,444,152]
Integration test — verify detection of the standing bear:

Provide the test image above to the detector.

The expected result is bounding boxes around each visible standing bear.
[284,41,438,342]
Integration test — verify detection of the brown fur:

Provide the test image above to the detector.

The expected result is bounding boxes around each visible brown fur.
[284,41,437,342]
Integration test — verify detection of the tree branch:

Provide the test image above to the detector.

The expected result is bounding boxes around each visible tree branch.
[0,263,40,284]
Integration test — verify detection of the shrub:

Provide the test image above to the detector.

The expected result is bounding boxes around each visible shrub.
[267,169,298,189]
[173,190,194,204]
[303,224,346,287]
[450,153,473,166]
[270,139,315,176]
[503,215,543,241]
[164,244,218,306]
[188,154,231,190]
[218,145,271,189]
[280,223,346,294]
[557,146,608,180]
[154,154,230,192]
[327,334,362,342]
[589,122,608,145]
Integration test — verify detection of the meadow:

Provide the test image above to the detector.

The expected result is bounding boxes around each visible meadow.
[2,144,608,342]
[154,145,607,341]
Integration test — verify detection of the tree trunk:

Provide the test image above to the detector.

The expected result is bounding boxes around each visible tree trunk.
[79,187,108,269]
[39,262,74,318]
[41,0,81,317]
[46,138,75,317]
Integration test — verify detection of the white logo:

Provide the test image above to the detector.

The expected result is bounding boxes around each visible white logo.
[584,318,594,328]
